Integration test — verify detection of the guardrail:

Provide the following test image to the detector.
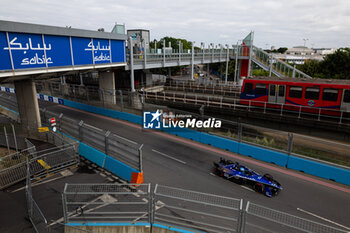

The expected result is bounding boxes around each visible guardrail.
[252,46,312,79]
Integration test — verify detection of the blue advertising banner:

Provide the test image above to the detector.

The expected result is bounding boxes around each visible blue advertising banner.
[111,40,125,63]
[44,35,72,67]
[92,38,111,64]
[8,32,47,69]
[71,37,93,66]
[0,31,125,72]
[0,32,12,70]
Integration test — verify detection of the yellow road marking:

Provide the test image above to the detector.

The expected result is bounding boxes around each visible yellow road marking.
[37,159,51,169]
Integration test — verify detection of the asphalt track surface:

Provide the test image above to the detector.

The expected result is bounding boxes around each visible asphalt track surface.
[1,93,350,231]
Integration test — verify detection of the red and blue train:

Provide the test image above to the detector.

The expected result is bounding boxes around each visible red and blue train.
[239,77,350,115]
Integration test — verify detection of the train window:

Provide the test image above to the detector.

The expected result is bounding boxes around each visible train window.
[243,83,254,94]
[322,89,338,102]
[278,86,285,97]
[344,90,350,103]
[305,87,320,100]
[255,84,267,95]
[289,86,303,98]
[269,85,276,96]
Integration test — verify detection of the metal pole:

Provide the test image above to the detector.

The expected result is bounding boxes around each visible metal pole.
[225,44,229,84]
[11,124,18,152]
[292,64,296,78]
[163,39,165,67]
[178,41,181,65]
[139,144,144,172]
[247,32,254,77]
[105,131,111,155]
[78,120,84,141]
[143,40,147,69]
[79,73,84,86]
[269,54,273,77]
[234,42,239,84]
[4,126,10,154]
[191,41,194,80]
[129,37,135,92]
[119,90,124,112]
[287,133,293,155]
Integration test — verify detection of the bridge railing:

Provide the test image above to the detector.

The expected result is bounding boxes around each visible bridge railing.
[252,46,313,79]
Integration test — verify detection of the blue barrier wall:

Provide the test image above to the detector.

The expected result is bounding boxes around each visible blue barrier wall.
[103,156,139,182]
[63,99,142,125]
[79,143,107,168]
[238,143,288,167]
[287,156,350,185]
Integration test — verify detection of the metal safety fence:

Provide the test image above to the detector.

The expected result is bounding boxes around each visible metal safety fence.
[26,160,50,233]
[244,202,348,233]
[40,108,143,171]
[60,183,348,233]
[0,135,78,190]
[63,183,151,224]
[153,184,243,233]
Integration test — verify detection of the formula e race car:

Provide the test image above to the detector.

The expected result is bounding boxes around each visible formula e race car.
[213,158,282,197]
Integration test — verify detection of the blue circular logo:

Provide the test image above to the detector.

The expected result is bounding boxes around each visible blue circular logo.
[308,100,315,106]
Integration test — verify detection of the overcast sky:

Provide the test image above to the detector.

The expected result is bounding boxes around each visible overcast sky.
[1,0,349,49]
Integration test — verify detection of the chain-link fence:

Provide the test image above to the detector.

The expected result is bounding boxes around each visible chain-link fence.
[59,183,349,233]
[153,184,243,233]
[63,183,151,224]
[244,202,348,233]
[26,160,50,233]
[41,108,143,171]
[0,132,78,190]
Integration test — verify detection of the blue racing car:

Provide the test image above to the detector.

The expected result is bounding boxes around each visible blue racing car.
[213,158,282,197]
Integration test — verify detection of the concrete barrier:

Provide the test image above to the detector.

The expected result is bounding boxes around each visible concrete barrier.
[0,104,19,122]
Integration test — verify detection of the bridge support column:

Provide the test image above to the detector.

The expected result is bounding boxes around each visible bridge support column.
[14,79,41,135]
[99,71,116,105]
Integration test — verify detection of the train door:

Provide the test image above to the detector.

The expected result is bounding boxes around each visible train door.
[268,84,277,103]
[341,89,350,111]
[276,85,286,104]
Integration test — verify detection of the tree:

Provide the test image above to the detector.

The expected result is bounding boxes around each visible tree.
[320,48,350,79]
[277,47,288,54]
[149,37,196,50]
[296,60,322,78]
[297,48,350,79]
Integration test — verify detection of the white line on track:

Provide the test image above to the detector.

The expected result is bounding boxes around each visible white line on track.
[297,208,350,231]
[112,133,138,145]
[240,185,255,192]
[12,171,73,193]
[209,173,216,176]
[152,149,186,164]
